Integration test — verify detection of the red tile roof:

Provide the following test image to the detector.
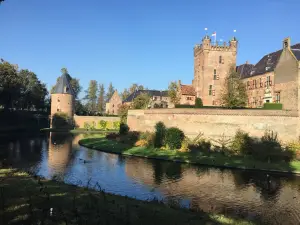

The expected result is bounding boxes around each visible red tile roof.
[180,85,196,96]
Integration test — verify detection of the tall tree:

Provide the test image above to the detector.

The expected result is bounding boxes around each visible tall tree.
[51,68,82,99]
[121,88,130,101]
[129,83,144,94]
[97,83,105,113]
[220,65,248,108]
[0,61,21,109]
[168,81,180,105]
[85,80,98,114]
[106,82,115,101]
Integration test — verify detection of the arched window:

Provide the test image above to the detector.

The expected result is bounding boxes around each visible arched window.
[219,56,222,64]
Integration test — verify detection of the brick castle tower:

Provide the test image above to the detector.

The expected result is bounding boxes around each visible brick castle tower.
[50,71,75,127]
[192,35,238,106]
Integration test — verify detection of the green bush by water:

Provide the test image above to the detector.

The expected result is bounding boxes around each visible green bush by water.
[52,112,74,129]
[154,122,167,148]
[165,127,185,149]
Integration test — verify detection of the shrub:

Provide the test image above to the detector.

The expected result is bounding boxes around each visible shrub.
[154,122,167,148]
[179,137,190,152]
[84,122,90,130]
[230,129,253,155]
[106,132,119,140]
[195,98,203,108]
[99,120,108,130]
[139,131,155,147]
[263,103,283,110]
[175,104,194,108]
[287,141,300,161]
[165,127,185,149]
[135,139,148,147]
[119,123,129,135]
[52,112,73,129]
[190,137,211,153]
[113,121,121,130]
[252,130,284,161]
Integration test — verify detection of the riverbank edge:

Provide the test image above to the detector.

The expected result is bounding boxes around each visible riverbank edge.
[78,137,300,175]
[41,128,118,133]
[0,168,254,225]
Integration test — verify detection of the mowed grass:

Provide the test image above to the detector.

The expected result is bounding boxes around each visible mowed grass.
[0,168,254,225]
[79,137,300,173]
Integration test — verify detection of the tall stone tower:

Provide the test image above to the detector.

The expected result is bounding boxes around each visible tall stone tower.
[192,36,238,106]
[50,72,75,127]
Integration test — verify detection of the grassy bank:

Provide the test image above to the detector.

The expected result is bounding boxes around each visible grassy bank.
[41,128,118,134]
[0,168,254,225]
[79,136,300,174]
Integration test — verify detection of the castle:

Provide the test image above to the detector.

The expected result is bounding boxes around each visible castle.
[192,36,300,109]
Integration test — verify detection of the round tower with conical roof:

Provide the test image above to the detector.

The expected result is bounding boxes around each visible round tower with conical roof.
[50,71,75,127]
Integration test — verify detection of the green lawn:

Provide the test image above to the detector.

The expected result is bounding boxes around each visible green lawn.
[0,168,254,225]
[79,136,300,174]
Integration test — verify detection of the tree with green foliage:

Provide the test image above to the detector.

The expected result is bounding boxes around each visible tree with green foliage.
[132,93,150,109]
[97,83,105,113]
[85,80,98,114]
[0,61,21,109]
[129,83,144,94]
[168,81,180,105]
[75,100,88,115]
[195,98,203,108]
[121,88,130,101]
[18,69,48,110]
[106,82,115,101]
[51,68,82,99]
[118,104,130,123]
[221,65,247,108]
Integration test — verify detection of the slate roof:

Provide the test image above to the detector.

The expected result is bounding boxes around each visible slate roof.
[237,43,300,79]
[123,89,168,103]
[236,63,255,79]
[292,49,300,60]
[180,85,196,96]
[53,73,75,96]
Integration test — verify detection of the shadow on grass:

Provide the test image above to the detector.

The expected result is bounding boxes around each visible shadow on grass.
[0,169,254,225]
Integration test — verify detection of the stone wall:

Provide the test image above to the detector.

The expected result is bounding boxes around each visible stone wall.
[127,109,299,142]
[74,115,120,128]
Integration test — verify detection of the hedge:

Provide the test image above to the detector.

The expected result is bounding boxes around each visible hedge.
[263,103,283,110]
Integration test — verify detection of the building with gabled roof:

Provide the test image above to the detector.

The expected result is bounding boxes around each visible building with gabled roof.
[237,38,300,108]
[105,90,122,115]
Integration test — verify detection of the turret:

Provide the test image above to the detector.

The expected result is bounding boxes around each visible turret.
[229,36,238,51]
[50,71,75,127]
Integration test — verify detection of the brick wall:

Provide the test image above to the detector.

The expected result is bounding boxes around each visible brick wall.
[74,116,120,128]
[127,109,299,142]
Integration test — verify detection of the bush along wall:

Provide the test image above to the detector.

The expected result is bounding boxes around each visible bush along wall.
[263,103,283,110]
[52,113,74,129]
[83,120,120,131]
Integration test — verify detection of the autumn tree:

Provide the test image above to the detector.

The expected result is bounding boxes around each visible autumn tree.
[85,80,98,114]
[220,65,247,108]
[168,81,180,105]
[97,83,105,113]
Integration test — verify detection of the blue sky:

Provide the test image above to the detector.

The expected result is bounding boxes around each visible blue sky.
[1,0,299,98]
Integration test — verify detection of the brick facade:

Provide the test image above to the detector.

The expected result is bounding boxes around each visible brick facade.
[193,36,237,106]
[105,91,122,115]
[127,109,299,142]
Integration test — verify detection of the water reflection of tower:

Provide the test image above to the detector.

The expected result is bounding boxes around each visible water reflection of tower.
[48,132,72,177]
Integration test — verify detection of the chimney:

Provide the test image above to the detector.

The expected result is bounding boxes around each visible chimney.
[178,80,181,86]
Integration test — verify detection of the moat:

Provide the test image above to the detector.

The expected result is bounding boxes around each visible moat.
[1,132,300,225]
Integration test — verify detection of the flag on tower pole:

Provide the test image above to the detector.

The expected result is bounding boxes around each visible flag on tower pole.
[211,32,217,43]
